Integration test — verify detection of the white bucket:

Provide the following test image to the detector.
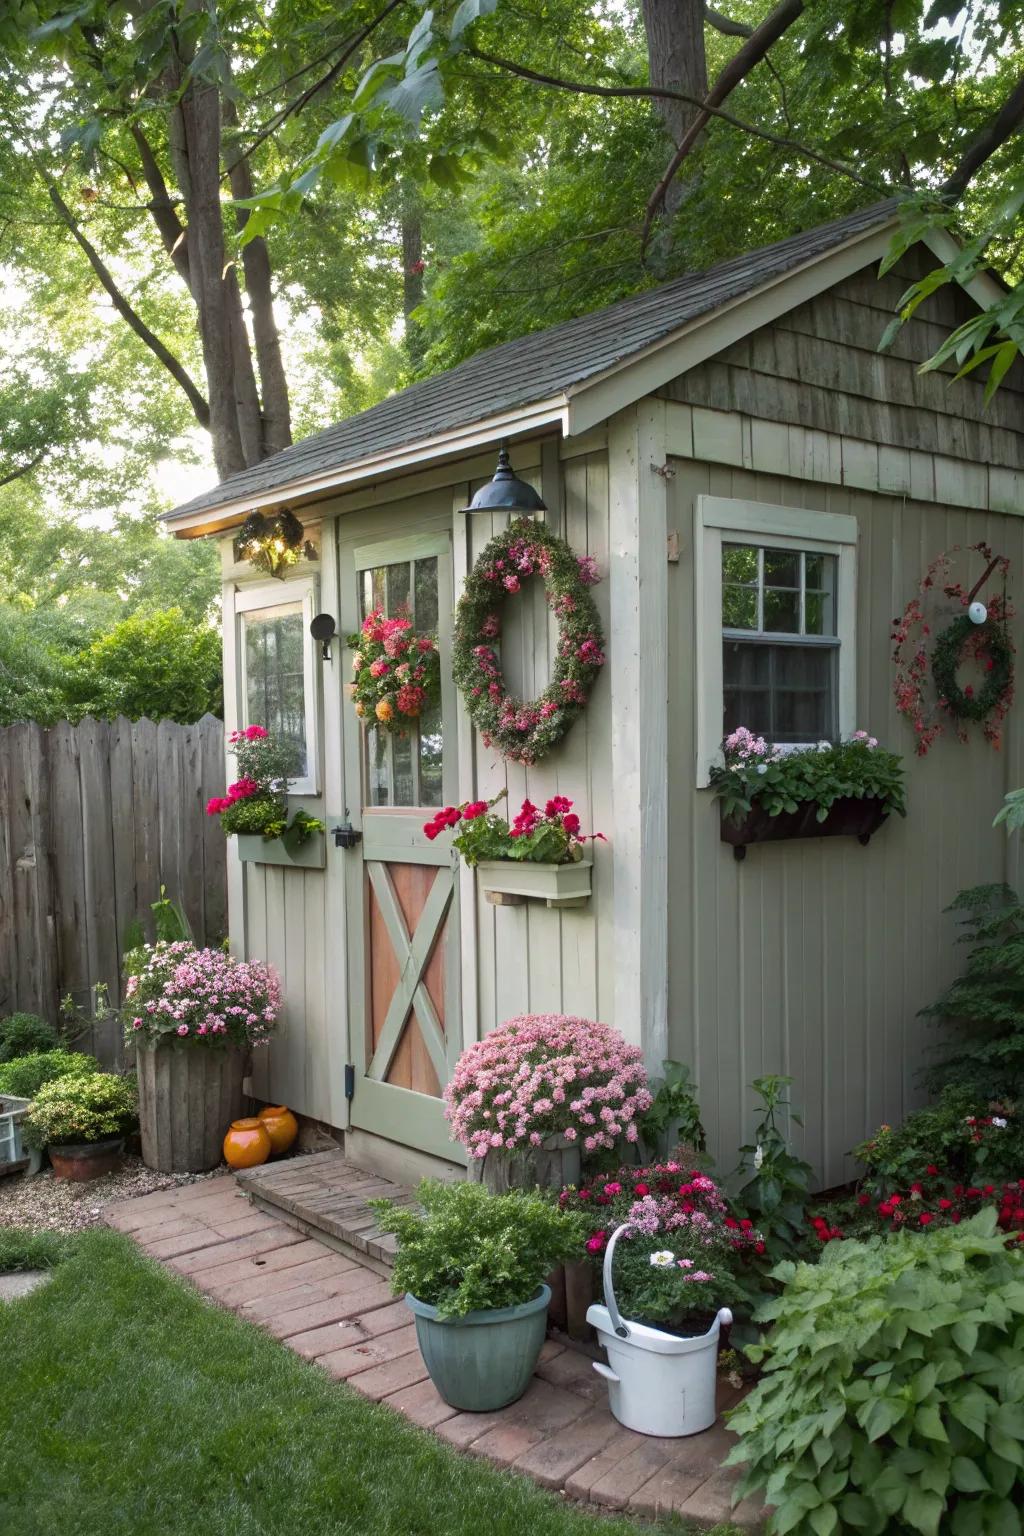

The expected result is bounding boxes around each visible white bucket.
[586,1224,732,1438]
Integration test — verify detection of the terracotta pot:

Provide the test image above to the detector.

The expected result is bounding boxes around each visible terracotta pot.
[49,1137,124,1182]
[258,1104,298,1156]
[223,1117,271,1170]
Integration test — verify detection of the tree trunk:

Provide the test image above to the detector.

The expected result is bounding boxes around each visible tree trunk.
[402,208,425,369]
[641,0,708,216]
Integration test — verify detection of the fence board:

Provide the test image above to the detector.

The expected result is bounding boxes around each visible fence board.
[0,715,226,1064]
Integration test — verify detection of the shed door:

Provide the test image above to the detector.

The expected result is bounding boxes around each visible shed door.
[339,530,462,1162]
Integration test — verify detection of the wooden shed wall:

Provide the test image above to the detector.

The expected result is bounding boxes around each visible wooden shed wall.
[665,459,1024,1189]
[657,252,1024,473]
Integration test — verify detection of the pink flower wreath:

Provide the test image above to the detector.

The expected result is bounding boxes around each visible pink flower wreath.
[452,518,605,764]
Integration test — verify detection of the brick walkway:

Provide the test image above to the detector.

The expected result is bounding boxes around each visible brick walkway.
[105,1176,764,1530]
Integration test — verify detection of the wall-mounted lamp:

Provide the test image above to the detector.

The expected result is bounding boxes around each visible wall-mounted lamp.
[458,440,547,516]
[310,612,337,661]
[234,507,316,578]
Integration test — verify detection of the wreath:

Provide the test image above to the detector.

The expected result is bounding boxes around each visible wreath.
[891,542,1014,754]
[931,616,1014,724]
[346,609,441,733]
[453,518,605,764]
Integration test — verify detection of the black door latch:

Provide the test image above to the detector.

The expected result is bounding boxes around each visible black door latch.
[332,820,362,849]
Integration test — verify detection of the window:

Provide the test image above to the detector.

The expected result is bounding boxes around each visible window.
[235,578,319,795]
[694,497,857,784]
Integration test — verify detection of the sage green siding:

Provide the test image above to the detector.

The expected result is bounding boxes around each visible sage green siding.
[666,459,1024,1188]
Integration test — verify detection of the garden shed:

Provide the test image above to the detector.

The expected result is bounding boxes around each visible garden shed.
[166,200,1024,1189]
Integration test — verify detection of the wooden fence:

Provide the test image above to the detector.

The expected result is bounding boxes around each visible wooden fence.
[0,714,227,1063]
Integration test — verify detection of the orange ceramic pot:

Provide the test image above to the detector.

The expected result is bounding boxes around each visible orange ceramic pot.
[223,1117,271,1170]
[258,1104,298,1157]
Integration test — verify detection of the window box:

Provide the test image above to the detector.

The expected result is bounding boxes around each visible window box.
[720,796,890,861]
[237,831,326,870]
[476,859,592,909]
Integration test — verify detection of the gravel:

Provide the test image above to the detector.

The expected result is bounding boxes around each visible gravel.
[0,1156,220,1234]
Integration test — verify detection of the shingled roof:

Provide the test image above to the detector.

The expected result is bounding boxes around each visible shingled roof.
[166,200,900,527]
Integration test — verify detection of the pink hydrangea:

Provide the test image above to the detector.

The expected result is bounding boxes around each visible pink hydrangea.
[444,1014,652,1160]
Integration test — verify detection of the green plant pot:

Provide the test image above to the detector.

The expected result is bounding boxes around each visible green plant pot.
[405,1284,551,1411]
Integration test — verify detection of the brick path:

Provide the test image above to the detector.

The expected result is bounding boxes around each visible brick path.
[105,1176,764,1530]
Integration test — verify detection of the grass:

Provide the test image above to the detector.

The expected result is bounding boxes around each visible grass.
[0,1229,745,1536]
[0,1225,74,1272]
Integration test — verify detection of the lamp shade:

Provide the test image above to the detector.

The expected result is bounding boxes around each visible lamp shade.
[459,444,547,515]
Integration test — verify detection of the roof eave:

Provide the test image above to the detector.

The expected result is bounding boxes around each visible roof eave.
[165,396,571,536]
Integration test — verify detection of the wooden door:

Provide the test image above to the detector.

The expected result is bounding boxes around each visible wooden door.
[339,529,463,1161]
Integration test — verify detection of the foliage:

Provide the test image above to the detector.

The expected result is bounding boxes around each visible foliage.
[711,728,906,825]
[0,1229,693,1536]
[123,940,281,1049]
[0,1050,98,1100]
[921,884,1024,1100]
[206,726,323,845]
[891,544,1014,755]
[66,609,223,724]
[853,1085,1024,1197]
[423,788,598,866]
[727,1211,1024,1536]
[995,787,1024,836]
[559,1163,763,1331]
[370,1178,581,1319]
[346,608,440,731]
[453,519,605,765]
[0,1227,75,1273]
[0,1014,58,1063]
[636,1061,708,1164]
[23,1070,137,1149]
[733,1076,814,1257]
[444,1013,652,1160]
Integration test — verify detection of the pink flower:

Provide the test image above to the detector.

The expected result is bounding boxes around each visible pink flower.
[176,1024,189,1036]
[461,801,488,821]
[244,725,268,740]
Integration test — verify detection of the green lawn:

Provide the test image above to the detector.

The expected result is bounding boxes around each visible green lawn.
[0,1229,742,1536]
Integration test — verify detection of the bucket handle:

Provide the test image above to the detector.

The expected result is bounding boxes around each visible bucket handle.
[602,1221,735,1341]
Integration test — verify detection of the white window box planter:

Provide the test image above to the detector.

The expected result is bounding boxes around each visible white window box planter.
[475,859,592,909]
[236,832,326,870]
[0,1095,42,1176]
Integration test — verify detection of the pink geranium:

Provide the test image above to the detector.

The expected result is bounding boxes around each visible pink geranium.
[444,1014,652,1160]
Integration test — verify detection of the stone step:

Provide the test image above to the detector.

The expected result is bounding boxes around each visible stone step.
[234,1151,409,1274]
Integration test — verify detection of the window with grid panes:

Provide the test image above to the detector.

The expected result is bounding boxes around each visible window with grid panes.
[722,543,839,744]
[360,554,442,808]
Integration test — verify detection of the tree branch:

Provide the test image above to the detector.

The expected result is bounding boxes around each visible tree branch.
[129,122,192,288]
[939,71,1024,201]
[642,0,806,250]
[0,452,46,491]
[466,46,878,192]
[42,172,210,428]
[705,6,753,38]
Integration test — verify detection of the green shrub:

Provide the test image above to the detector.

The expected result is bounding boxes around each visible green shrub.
[0,1050,98,1100]
[23,1071,138,1149]
[0,1012,58,1062]
[853,1084,1024,1195]
[727,1211,1024,1536]
[0,1227,74,1273]
[733,1075,814,1256]
[370,1180,582,1319]
[922,884,1024,1100]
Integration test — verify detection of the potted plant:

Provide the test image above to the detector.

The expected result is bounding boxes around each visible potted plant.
[206,725,324,868]
[124,940,281,1173]
[561,1164,762,1437]
[423,790,602,908]
[23,1070,138,1181]
[370,1180,582,1412]
[444,1013,652,1193]
[710,728,906,859]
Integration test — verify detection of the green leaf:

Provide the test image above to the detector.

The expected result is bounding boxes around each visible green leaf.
[951,1456,991,1493]
[915,1403,948,1442]
[810,1504,838,1536]
[953,1321,979,1355]
[902,1487,944,1536]
[450,0,498,41]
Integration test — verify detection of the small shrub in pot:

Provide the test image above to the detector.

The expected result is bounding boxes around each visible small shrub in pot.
[371,1180,581,1411]
[24,1071,137,1180]
[0,1051,98,1101]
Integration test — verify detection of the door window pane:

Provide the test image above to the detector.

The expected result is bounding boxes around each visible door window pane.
[414,556,439,633]
[244,605,307,777]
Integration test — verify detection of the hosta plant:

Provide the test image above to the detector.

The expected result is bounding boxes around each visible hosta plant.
[24,1071,137,1149]
[727,1210,1024,1536]
[370,1179,581,1318]
[711,727,906,824]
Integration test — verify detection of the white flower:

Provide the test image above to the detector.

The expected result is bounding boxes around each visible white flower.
[649,1250,675,1267]
[993,1116,1008,1128]
[753,1144,765,1170]
[756,764,768,775]
[817,740,831,751]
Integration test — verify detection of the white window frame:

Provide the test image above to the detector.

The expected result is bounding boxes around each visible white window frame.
[234,576,320,796]
[694,496,857,786]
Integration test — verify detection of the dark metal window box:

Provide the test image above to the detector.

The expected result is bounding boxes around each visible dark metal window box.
[720,796,890,861]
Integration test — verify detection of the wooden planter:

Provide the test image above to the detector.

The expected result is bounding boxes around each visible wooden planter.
[136,1041,249,1173]
[468,1132,582,1195]
[236,832,326,870]
[476,859,592,909]
[721,796,890,861]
